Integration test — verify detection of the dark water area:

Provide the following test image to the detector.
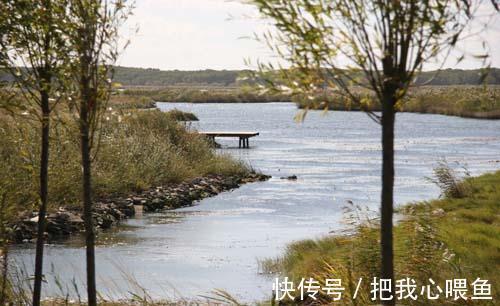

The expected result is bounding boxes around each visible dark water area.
[11,102,500,302]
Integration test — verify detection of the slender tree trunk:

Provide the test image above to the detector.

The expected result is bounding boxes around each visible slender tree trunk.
[80,100,97,306]
[380,93,396,305]
[0,193,7,305]
[32,90,50,306]
[79,69,97,305]
[0,246,8,305]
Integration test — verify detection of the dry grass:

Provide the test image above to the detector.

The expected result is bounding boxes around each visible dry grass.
[123,86,291,103]
[109,94,156,109]
[403,86,500,118]
[295,85,500,119]
[428,161,472,199]
[0,108,250,212]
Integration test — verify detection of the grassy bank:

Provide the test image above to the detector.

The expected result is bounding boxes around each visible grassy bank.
[118,85,500,119]
[261,169,500,304]
[123,86,291,103]
[403,86,500,118]
[296,85,500,119]
[0,108,249,214]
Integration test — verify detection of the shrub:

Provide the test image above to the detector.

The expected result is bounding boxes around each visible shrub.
[430,161,471,199]
[164,108,199,121]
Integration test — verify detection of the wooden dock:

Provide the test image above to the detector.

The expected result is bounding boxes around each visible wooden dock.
[199,131,259,148]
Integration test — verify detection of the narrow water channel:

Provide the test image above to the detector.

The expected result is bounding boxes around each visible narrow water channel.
[11,103,500,302]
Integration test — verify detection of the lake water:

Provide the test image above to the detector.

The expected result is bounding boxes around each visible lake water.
[11,102,500,303]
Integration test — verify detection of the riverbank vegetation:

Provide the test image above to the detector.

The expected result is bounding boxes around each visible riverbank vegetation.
[0,109,248,213]
[164,108,199,121]
[261,169,500,304]
[109,94,156,109]
[296,85,500,119]
[119,85,500,119]
[123,86,291,103]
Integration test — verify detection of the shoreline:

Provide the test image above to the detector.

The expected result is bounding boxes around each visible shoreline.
[11,172,270,244]
[260,170,500,304]
[295,104,500,120]
[154,101,500,120]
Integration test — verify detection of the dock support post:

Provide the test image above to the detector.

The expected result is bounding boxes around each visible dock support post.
[239,137,242,148]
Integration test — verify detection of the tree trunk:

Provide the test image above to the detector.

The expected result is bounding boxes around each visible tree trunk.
[80,99,97,306]
[0,246,8,305]
[32,90,50,306]
[380,94,396,305]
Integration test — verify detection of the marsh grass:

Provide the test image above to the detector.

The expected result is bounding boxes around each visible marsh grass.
[0,108,250,212]
[295,85,500,119]
[164,109,199,121]
[119,85,500,119]
[428,161,472,199]
[261,171,500,305]
[123,87,291,103]
[403,86,500,118]
[109,94,156,109]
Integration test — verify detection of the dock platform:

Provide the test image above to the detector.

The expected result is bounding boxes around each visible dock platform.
[199,131,259,148]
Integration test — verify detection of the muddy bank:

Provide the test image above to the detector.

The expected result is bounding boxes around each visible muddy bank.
[11,172,270,243]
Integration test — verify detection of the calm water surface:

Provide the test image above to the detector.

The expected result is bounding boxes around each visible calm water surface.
[11,103,500,302]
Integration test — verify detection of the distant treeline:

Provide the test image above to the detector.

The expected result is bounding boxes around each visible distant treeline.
[113,67,244,87]
[2,67,500,87]
[112,66,500,87]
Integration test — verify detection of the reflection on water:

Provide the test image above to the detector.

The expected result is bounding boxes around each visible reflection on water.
[11,103,500,302]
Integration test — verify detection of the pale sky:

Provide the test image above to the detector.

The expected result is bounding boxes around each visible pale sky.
[118,0,500,71]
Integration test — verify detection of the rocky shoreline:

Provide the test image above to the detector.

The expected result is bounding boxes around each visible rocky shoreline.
[11,172,270,243]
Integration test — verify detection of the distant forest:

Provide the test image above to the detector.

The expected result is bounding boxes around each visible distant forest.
[112,66,500,87]
[2,66,500,87]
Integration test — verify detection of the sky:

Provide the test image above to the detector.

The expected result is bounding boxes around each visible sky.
[118,0,500,71]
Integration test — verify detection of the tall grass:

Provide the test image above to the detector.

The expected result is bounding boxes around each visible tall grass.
[295,85,500,119]
[123,87,291,103]
[108,94,156,109]
[261,170,500,305]
[120,85,500,119]
[429,161,471,199]
[0,108,250,212]
[403,86,500,118]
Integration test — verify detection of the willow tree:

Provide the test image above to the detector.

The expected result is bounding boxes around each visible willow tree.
[250,0,494,303]
[63,1,130,304]
[0,2,68,305]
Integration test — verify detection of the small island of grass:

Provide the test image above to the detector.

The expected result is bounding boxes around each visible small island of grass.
[164,108,199,121]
